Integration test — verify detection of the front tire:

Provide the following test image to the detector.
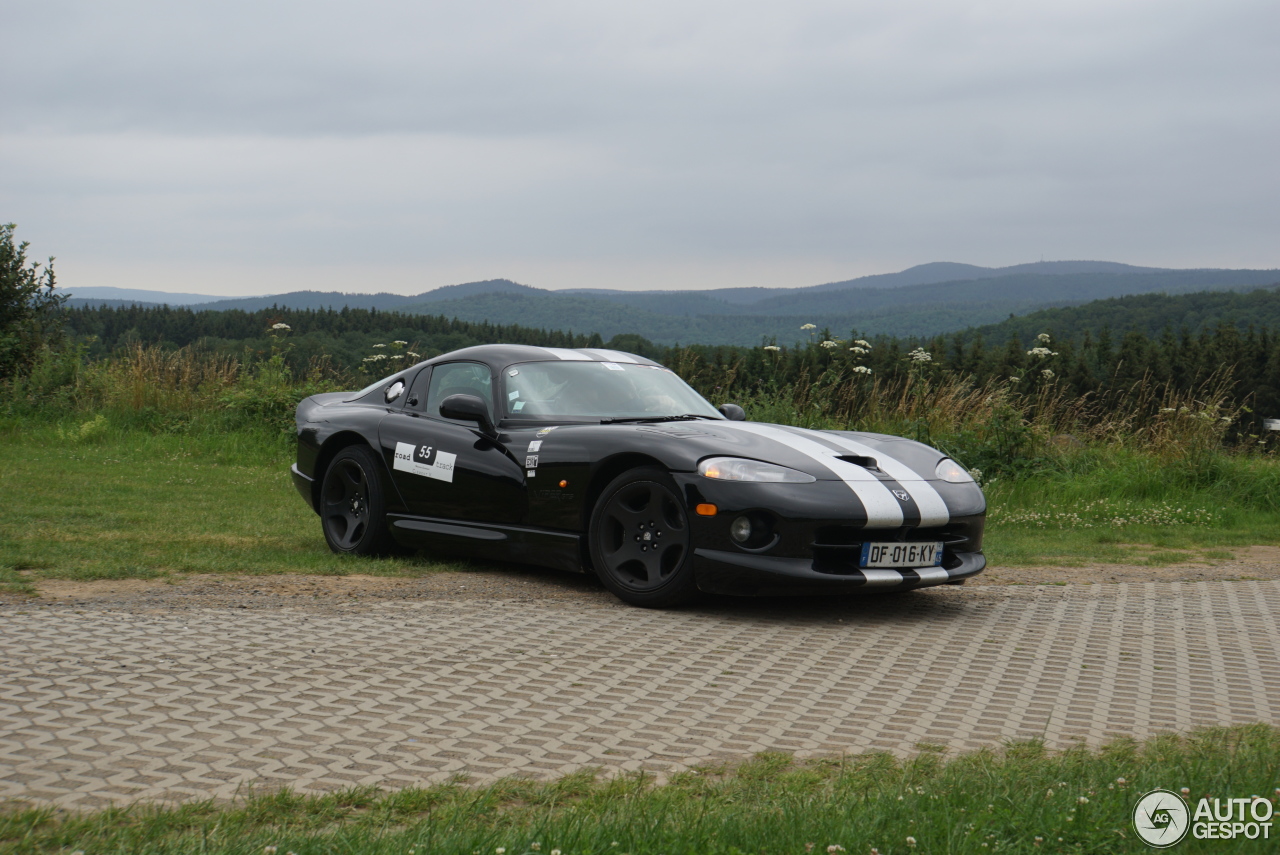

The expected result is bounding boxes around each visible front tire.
[319,445,400,556]
[588,467,699,608]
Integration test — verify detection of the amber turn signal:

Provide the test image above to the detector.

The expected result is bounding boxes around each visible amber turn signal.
[695,503,718,516]
[559,480,568,488]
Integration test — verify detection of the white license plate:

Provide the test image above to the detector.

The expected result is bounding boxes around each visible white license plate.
[860,541,945,569]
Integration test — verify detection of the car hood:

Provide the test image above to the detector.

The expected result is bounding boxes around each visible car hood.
[605,420,950,483]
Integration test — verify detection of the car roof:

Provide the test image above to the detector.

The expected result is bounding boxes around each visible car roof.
[418,344,662,373]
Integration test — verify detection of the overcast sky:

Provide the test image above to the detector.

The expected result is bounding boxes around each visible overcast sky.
[3,0,1278,296]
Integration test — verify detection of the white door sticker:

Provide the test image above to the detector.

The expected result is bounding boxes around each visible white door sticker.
[393,442,457,483]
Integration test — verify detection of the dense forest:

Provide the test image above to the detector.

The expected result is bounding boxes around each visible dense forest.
[966,286,1280,343]
[62,304,604,368]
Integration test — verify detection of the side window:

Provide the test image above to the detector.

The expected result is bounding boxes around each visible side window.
[404,367,432,410]
[426,362,494,421]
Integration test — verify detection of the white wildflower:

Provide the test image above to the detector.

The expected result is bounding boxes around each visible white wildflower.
[849,346,868,354]
[1077,796,1089,804]
[826,846,845,854]
[372,343,387,348]
[762,345,781,352]
[852,365,872,374]
[1037,333,1051,343]
[906,838,917,847]
[907,347,932,364]
[393,340,408,345]
[820,340,838,348]
[270,323,291,331]
[801,323,817,330]
[853,339,871,348]
[1041,369,1054,379]
[531,844,541,851]
[496,849,506,854]
[406,352,421,358]
[1026,347,1057,358]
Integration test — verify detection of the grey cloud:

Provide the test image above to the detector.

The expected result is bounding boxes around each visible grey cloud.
[2,0,1278,290]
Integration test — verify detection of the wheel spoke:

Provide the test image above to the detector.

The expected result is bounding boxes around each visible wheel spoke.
[340,463,363,491]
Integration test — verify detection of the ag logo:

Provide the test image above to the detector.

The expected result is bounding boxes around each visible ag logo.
[1133,789,1190,848]
[892,489,910,502]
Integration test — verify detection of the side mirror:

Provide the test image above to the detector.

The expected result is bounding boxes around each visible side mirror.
[718,403,746,421]
[439,393,497,437]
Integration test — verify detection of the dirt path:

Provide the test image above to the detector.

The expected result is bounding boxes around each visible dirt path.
[16,545,1280,610]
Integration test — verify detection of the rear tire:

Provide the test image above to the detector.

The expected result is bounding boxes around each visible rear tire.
[588,466,699,608]
[319,445,401,556]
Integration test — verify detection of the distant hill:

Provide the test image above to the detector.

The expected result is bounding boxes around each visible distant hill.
[962,284,1280,345]
[66,286,223,307]
[564,260,1169,304]
[61,263,1280,345]
[395,270,1280,344]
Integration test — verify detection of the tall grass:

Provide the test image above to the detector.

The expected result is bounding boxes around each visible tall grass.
[5,343,351,436]
[2,341,1267,481]
[683,357,1245,479]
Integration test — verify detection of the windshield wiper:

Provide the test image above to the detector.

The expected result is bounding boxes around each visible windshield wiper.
[599,414,717,425]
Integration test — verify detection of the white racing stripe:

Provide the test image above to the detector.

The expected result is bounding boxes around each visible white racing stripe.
[540,347,593,361]
[583,348,639,363]
[717,422,904,527]
[814,431,951,527]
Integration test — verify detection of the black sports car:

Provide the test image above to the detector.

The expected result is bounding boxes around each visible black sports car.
[291,344,986,607]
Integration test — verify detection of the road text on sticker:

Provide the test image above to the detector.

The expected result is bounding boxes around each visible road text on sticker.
[393,442,457,483]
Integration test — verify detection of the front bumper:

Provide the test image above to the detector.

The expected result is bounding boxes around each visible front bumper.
[674,472,987,596]
[693,547,985,596]
[291,464,317,513]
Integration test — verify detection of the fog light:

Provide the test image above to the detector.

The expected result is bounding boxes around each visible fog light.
[730,515,752,543]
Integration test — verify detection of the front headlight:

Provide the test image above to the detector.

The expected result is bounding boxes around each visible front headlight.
[934,458,974,483]
[698,457,816,483]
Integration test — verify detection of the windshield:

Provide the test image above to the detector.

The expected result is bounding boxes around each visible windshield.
[501,361,721,421]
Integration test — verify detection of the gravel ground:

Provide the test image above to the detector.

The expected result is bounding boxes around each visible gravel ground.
[6,546,1279,614]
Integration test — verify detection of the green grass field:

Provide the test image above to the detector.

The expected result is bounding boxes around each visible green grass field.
[0,422,443,596]
[3,726,1278,854]
[2,418,1278,596]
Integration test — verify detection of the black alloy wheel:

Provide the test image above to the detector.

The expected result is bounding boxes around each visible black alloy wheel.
[588,467,698,607]
[320,445,400,556]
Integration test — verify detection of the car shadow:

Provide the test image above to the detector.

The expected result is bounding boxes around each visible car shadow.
[416,554,984,625]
